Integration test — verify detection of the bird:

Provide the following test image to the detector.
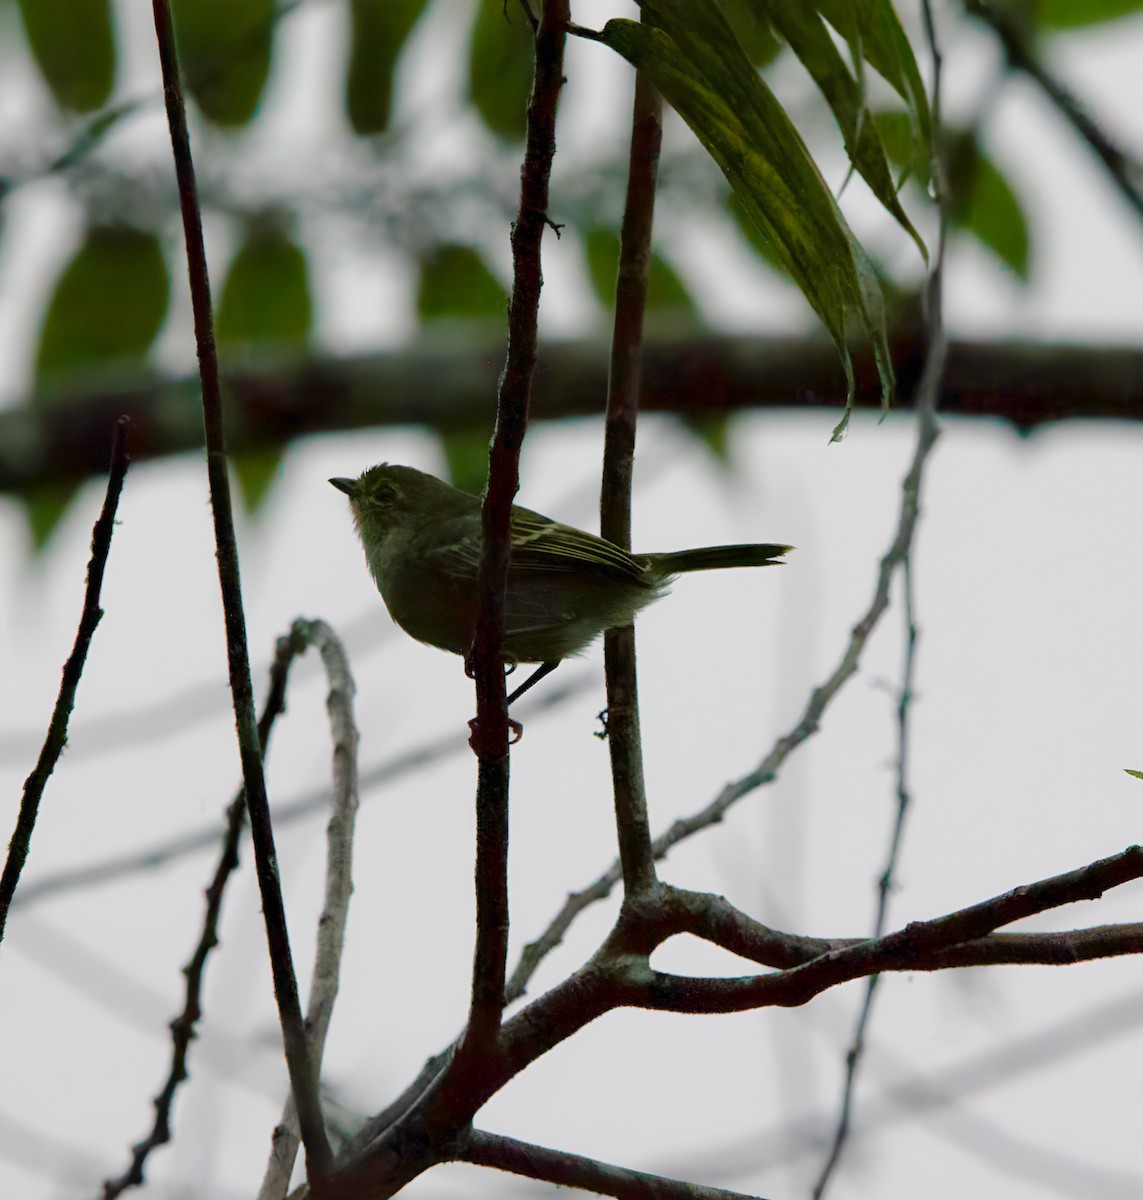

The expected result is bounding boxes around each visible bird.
[330,463,792,703]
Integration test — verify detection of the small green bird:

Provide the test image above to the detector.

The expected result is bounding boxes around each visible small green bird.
[331,463,792,702]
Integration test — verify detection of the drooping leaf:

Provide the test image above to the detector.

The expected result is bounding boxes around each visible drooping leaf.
[740,1,925,257]
[170,0,275,127]
[583,227,696,314]
[217,222,313,352]
[17,0,115,113]
[1034,0,1143,28]
[417,243,507,322]
[441,428,493,496]
[602,3,894,437]
[35,226,169,384]
[469,0,534,140]
[814,0,931,142]
[346,0,430,134]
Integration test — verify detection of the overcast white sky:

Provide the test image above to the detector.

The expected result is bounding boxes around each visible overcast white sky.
[1,3,1142,1199]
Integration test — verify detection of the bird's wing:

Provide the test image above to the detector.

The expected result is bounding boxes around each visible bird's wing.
[507,507,648,581]
[422,506,648,584]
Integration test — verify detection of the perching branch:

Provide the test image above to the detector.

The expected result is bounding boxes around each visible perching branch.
[600,68,663,898]
[150,0,331,1177]
[0,414,130,947]
[447,0,570,1121]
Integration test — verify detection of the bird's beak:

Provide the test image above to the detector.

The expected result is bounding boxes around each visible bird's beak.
[329,477,357,497]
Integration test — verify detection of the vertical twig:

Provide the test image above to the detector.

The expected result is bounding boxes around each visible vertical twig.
[601,69,663,897]
[102,631,304,1198]
[812,5,947,1196]
[149,0,331,1178]
[259,620,361,1200]
[0,415,131,946]
[452,0,570,1088]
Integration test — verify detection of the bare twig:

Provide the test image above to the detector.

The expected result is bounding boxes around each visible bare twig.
[102,631,304,1198]
[458,1128,768,1200]
[259,621,361,1200]
[150,0,330,1176]
[0,415,130,946]
[600,68,662,898]
[813,6,948,1193]
[448,0,570,1109]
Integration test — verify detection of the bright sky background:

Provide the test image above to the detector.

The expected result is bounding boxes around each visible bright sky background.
[1,3,1142,1199]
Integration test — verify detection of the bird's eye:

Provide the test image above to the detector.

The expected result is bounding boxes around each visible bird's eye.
[375,482,399,503]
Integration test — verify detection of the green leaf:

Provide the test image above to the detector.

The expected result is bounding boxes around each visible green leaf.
[170,0,275,127]
[715,0,783,66]
[583,227,696,313]
[417,244,507,322]
[233,448,284,514]
[346,0,430,134]
[17,0,115,113]
[441,428,492,496]
[683,413,733,462]
[35,226,169,385]
[946,132,1031,279]
[22,481,82,552]
[1126,769,1143,780]
[1035,0,1143,28]
[603,3,894,438]
[469,0,534,139]
[217,222,313,352]
[742,1,925,257]
[814,0,931,142]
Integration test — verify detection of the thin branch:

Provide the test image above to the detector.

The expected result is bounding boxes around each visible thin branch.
[101,630,304,1198]
[458,1128,768,1200]
[814,6,948,1191]
[259,621,361,1200]
[449,0,570,1108]
[0,414,130,946]
[600,69,662,898]
[966,0,1143,222]
[149,0,331,1177]
[812,564,921,1199]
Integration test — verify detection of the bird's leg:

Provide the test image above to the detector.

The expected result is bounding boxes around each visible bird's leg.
[506,660,561,706]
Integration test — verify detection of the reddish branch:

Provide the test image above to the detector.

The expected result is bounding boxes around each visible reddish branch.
[447,0,570,1123]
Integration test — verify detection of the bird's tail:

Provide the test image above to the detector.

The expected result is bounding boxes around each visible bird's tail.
[649,543,794,577]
